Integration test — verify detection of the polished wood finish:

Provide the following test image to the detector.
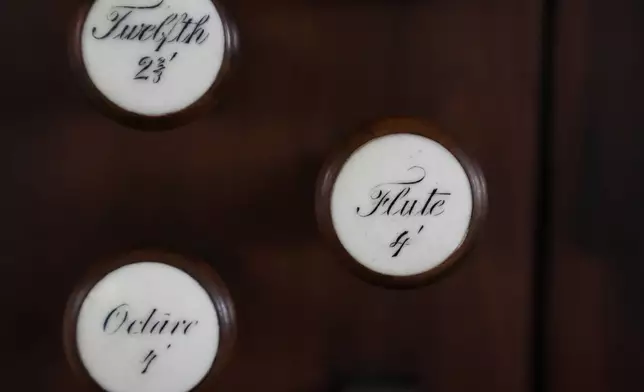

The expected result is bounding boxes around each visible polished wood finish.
[547,0,644,390]
[0,0,541,391]
[62,249,236,391]
[69,0,239,130]
[315,117,488,288]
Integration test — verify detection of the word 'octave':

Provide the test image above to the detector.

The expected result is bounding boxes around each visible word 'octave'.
[356,166,451,218]
[356,166,452,258]
[103,304,200,374]
[103,303,199,335]
[91,0,211,52]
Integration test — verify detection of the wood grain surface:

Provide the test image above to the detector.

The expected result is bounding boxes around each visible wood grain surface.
[547,0,644,391]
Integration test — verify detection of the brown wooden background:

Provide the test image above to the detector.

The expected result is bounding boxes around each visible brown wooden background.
[2,0,640,391]
[546,0,644,391]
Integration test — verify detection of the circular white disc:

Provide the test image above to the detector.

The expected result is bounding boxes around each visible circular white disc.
[331,133,473,277]
[81,0,226,116]
[76,262,220,392]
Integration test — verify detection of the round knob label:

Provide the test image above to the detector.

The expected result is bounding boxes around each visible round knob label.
[65,252,235,392]
[317,119,487,286]
[77,0,232,120]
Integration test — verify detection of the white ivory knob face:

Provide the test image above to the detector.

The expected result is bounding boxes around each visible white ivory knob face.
[81,0,227,116]
[76,262,220,392]
[330,133,474,277]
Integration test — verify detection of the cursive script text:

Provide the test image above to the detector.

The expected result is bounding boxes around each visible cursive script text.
[91,0,211,52]
[356,166,451,218]
[103,304,199,335]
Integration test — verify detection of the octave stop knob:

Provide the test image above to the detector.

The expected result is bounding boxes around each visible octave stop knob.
[63,250,236,392]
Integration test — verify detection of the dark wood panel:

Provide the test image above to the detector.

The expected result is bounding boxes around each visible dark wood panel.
[549,0,644,390]
[0,0,540,391]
